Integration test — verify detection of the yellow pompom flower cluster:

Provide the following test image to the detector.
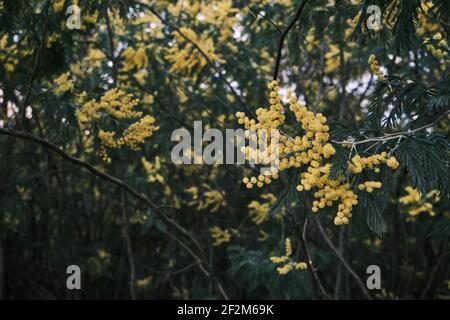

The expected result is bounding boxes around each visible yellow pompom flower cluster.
[121,45,148,71]
[120,45,149,85]
[185,185,226,213]
[98,115,158,162]
[77,88,142,123]
[368,54,386,81]
[121,115,159,150]
[424,32,449,59]
[358,181,382,193]
[135,276,153,290]
[270,238,308,275]
[386,156,399,169]
[399,187,440,219]
[349,152,399,173]
[248,193,277,224]
[236,81,401,226]
[0,34,33,73]
[210,226,239,246]
[77,89,158,162]
[52,0,65,12]
[166,27,225,77]
[141,156,164,184]
[53,72,74,96]
[237,81,353,224]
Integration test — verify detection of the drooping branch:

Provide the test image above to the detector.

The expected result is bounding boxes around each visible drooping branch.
[20,0,51,127]
[0,127,230,299]
[273,0,309,80]
[313,215,372,300]
[241,1,283,34]
[295,218,330,299]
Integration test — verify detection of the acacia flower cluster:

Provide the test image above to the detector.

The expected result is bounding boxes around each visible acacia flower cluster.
[236,81,401,226]
[349,153,399,173]
[53,72,74,96]
[120,44,149,85]
[210,226,238,246]
[185,185,226,213]
[166,27,225,77]
[76,88,159,162]
[0,34,33,74]
[424,32,449,59]
[141,156,164,184]
[248,193,277,225]
[399,187,440,219]
[270,238,307,275]
[368,54,386,81]
[358,181,382,193]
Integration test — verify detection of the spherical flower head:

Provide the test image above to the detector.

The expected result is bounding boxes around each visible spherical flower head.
[433,32,442,40]
[295,262,308,270]
[386,156,399,169]
[322,143,336,158]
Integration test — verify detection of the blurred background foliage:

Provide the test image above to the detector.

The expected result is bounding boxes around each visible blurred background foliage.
[0,0,449,299]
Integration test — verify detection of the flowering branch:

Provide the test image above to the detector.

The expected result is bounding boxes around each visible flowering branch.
[136,1,252,116]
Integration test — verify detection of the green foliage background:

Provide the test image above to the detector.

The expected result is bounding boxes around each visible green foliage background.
[0,0,449,299]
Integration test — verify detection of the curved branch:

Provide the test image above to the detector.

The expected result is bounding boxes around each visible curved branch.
[20,0,51,127]
[313,216,372,300]
[241,1,283,34]
[0,127,233,297]
[273,0,309,80]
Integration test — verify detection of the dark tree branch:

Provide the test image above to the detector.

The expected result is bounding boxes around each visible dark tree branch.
[0,127,232,299]
[295,218,330,299]
[241,1,282,34]
[120,190,136,300]
[20,0,51,128]
[420,239,448,299]
[104,4,118,83]
[0,234,3,300]
[273,0,309,80]
[313,215,372,300]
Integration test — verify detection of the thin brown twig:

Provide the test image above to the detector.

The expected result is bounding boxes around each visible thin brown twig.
[241,0,282,34]
[296,218,330,299]
[20,0,51,128]
[163,231,229,299]
[0,234,3,300]
[313,215,372,300]
[273,0,309,80]
[120,190,137,300]
[104,5,118,83]
[288,202,328,299]
[420,239,448,299]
